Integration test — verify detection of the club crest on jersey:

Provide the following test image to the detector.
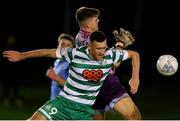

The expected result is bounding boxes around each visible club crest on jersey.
[83,69,103,82]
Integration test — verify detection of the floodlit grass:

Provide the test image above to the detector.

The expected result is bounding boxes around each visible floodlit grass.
[0,79,180,120]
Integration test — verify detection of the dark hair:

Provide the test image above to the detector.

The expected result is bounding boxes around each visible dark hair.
[75,7,100,24]
[89,31,106,43]
[58,33,75,46]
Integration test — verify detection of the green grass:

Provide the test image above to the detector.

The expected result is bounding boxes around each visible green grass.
[0,80,180,120]
[0,83,50,120]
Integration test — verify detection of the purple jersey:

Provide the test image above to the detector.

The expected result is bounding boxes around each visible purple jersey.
[75,29,91,47]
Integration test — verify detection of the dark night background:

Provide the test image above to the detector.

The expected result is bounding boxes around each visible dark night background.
[0,0,179,119]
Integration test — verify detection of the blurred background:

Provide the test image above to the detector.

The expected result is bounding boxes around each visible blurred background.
[0,0,179,119]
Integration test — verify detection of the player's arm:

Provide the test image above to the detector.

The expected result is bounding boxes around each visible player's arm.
[112,41,124,69]
[127,50,140,94]
[46,67,66,86]
[112,27,135,68]
[2,49,57,62]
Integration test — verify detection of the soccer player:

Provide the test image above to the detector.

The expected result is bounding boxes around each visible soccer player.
[3,31,140,120]
[74,7,141,120]
[41,6,140,120]
[45,33,75,100]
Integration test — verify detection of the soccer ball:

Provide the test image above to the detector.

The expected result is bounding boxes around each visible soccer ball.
[156,54,178,76]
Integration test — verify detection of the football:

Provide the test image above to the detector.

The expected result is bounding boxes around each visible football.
[156,54,178,76]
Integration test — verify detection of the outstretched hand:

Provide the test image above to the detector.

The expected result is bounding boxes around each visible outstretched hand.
[2,50,22,62]
[113,28,135,48]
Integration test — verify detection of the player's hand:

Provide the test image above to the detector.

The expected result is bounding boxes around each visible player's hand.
[46,66,57,80]
[129,78,139,94]
[113,28,135,48]
[2,50,22,62]
[115,41,124,50]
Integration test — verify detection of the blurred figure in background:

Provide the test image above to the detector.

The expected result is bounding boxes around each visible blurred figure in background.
[0,35,23,107]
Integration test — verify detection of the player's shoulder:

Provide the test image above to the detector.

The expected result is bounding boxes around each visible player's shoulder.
[106,47,124,54]
[76,46,87,52]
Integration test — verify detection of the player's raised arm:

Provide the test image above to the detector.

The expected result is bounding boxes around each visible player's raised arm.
[2,49,57,62]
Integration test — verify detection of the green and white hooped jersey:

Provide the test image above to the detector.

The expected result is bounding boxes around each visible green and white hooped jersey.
[56,46,128,106]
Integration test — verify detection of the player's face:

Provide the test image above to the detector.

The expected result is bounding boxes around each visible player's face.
[88,40,107,61]
[87,16,99,32]
[58,39,73,49]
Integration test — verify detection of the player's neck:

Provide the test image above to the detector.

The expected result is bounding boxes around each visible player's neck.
[80,27,93,33]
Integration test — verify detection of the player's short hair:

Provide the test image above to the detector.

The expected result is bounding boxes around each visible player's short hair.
[75,7,100,24]
[89,31,106,43]
[58,33,75,47]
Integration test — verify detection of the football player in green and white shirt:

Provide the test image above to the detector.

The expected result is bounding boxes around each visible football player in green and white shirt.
[3,31,140,120]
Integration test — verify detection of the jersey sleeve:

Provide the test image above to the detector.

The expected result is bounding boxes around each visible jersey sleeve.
[56,48,75,63]
[111,49,128,64]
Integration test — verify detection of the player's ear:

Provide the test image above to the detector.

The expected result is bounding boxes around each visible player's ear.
[86,19,91,28]
[87,43,92,50]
